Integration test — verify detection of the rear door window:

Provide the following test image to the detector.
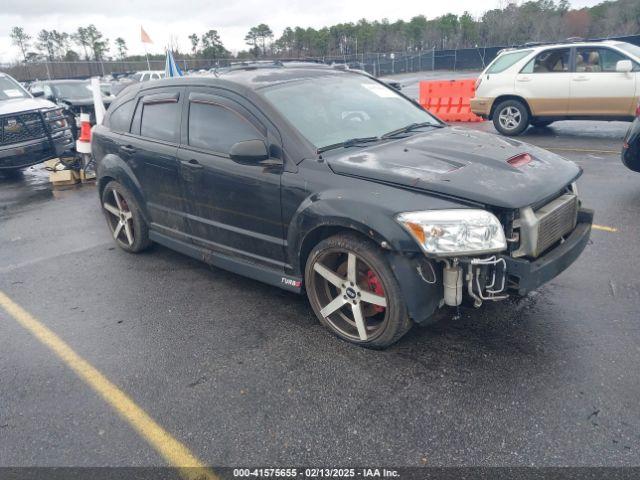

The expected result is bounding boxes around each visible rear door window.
[188,101,262,155]
[521,48,571,73]
[139,94,181,143]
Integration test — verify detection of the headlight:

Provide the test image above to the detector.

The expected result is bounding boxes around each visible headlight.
[44,108,63,120]
[396,209,507,257]
[44,108,68,129]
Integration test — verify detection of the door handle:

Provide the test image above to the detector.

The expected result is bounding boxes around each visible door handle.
[259,158,284,167]
[573,76,589,82]
[120,145,136,154]
[181,159,203,169]
[517,76,531,82]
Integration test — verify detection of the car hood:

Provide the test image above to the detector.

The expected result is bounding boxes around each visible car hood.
[327,126,581,209]
[59,96,112,107]
[0,97,56,115]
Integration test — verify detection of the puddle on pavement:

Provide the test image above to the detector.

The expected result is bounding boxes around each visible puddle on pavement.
[0,163,86,217]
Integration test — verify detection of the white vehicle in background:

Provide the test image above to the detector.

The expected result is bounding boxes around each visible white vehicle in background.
[131,70,165,82]
[110,70,166,96]
[471,40,640,135]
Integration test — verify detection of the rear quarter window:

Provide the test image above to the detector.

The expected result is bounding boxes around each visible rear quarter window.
[486,50,533,74]
[107,100,134,132]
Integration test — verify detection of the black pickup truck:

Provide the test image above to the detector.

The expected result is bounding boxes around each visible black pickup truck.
[0,72,74,172]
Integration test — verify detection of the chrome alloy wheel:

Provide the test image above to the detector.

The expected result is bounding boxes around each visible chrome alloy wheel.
[498,106,522,131]
[310,249,389,342]
[103,189,134,247]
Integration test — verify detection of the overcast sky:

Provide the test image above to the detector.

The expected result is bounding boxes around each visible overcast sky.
[0,0,604,62]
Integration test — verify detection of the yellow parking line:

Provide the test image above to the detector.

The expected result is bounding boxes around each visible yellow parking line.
[593,224,618,233]
[0,291,218,480]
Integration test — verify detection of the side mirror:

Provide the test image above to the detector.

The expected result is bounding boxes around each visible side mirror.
[616,60,633,73]
[384,81,402,91]
[32,90,44,97]
[229,139,269,164]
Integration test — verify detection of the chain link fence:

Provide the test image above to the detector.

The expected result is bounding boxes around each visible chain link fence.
[317,48,502,76]
[1,58,231,82]
[3,34,640,82]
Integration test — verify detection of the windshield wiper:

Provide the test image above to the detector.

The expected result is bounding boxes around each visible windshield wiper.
[317,136,380,153]
[380,122,442,139]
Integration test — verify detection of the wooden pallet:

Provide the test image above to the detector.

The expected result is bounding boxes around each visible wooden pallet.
[79,169,96,183]
[49,169,80,187]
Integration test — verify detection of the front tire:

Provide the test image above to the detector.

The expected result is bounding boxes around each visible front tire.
[304,233,412,349]
[101,180,151,253]
[493,99,529,136]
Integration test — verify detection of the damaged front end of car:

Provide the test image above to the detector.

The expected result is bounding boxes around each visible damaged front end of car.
[395,183,593,313]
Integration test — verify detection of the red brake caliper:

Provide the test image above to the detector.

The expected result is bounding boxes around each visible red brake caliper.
[366,270,386,313]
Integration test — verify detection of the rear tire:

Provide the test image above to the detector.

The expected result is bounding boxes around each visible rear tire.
[493,99,530,136]
[304,233,412,349]
[101,180,151,253]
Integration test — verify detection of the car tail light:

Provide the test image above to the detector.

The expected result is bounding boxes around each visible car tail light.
[507,153,532,167]
[635,99,640,117]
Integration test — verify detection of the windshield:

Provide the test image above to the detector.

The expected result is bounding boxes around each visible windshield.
[615,42,640,60]
[261,74,439,149]
[0,76,29,100]
[50,81,93,99]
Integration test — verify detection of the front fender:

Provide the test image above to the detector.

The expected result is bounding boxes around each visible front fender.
[288,188,422,268]
[96,153,150,223]
[288,189,444,324]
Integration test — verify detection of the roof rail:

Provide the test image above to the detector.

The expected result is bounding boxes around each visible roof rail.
[278,58,326,64]
[510,37,606,50]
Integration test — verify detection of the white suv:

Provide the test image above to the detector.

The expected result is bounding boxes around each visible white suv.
[471,40,640,135]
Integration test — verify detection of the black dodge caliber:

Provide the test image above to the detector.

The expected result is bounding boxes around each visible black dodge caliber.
[92,67,593,348]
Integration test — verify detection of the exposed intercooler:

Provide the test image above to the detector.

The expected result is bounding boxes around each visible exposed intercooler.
[512,193,578,258]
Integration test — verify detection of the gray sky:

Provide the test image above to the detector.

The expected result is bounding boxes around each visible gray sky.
[0,0,604,62]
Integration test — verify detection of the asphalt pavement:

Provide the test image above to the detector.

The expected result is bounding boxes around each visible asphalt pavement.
[1,74,639,472]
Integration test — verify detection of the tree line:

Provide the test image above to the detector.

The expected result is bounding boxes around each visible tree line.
[9,24,231,64]
[10,25,124,63]
[8,0,640,65]
[254,0,640,58]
